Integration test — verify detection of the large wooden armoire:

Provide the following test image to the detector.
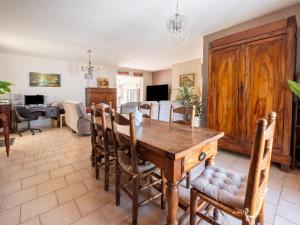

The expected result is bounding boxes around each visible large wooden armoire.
[208,16,297,170]
[85,88,117,109]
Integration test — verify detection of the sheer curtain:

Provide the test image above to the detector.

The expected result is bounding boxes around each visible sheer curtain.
[117,74,143,108]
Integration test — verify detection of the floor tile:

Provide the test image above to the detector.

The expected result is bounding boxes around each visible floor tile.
[1,186,37,210]
[0,181,21,197]
[24,159,46,169]
[56,183,88,205]
[65,169,91,185]
[36,162,60,174]
[20,192,58,222]
[273,216,298,225]
[72,159,91,171]
[59,156,81,167]
[10,168,36,182]
[22,173,50,189]
[50,165,74,178]
[83,178,103,191]
[35,151,54,160]
[0,206,21,225]
[71,207,108,225]
[37,177,67,196]
[19,217,40,225]
[277,199,300,225]
[40,201,80,225]
[46,154,66,163]
[75,188,114,215]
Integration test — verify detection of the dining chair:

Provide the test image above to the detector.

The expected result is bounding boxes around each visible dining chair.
[169,104,196,189]
[90,102,112,166]
[0,114,10,156]
[91,103,114,191]
[111,109,166,225]
[190,112,277,225]
[138,102,153,119]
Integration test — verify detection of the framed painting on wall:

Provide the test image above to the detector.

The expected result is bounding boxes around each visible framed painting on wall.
[29,72,61,87]
[179,73,195,87]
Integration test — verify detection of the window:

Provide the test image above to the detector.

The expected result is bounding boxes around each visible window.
[117,74,143,108]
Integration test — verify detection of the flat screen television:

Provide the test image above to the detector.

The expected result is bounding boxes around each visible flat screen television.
[146,84,168,101]
[24,95,44,105]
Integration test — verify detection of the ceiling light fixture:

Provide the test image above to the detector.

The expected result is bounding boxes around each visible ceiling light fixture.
[81,49,99,80]
[167,0,189,43]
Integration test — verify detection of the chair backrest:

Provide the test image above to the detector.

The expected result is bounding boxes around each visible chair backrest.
[169,105,196,128]
[244,112,277,216]
[91,103,107,138]
[0,114,8,132]
[111,109,138,173]
[138,103,153,119]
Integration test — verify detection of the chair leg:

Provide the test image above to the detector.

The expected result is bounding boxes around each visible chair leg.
[132,177,139,225]
[186,171,191,189]
[115,164,121,206]
[95,151,99,179]
[4,134,10,157]
[256,200,265,225]
[190,188,198,225]
[104,152,109,191]
[161,170,166,209]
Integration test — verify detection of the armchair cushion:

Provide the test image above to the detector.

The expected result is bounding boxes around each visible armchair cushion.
[191,165,247,209]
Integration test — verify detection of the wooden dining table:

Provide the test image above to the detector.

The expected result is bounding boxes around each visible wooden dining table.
[99,117,224,225]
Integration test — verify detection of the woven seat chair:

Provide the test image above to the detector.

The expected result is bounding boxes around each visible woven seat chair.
[111,110,166,225]
[190,112,277,225]
[90,103,114,191]
[169,104,196,189]
[138,103,153,119]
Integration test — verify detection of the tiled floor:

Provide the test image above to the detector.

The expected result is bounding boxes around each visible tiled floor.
[0,127,300,225]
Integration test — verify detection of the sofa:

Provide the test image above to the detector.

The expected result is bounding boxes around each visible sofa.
[120,101,200,127]
[62,101,91,135]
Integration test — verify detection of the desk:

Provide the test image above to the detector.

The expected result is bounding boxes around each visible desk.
[100,117,224,225]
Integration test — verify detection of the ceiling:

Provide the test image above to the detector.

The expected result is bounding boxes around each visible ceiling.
[0,0,299,71]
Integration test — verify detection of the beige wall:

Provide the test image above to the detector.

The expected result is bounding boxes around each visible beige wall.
[202,3,300,126]
[152,69,172,99]
[171,58,202,100]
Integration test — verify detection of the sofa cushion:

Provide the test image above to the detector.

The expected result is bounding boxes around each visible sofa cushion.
[191,165,247,209]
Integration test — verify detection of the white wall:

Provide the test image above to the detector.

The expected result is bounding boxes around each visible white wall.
[0,52,152,105]
[171,58,202,100]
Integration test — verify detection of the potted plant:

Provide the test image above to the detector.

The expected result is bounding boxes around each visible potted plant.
[0,81,12,94]
[176,84,204,127]
[288,80,300,98]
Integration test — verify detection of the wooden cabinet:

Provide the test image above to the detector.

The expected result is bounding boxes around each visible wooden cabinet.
[208,17,297,169]
[0,104,12,132]
[85,88,117,109]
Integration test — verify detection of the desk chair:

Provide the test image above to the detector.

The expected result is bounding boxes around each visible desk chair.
[15,107,41,136]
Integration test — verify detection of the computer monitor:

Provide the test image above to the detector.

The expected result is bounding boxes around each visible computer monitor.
[24,95,44,105]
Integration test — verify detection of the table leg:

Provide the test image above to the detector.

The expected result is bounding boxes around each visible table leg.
[205,153,216,167]
[166,181,179,225]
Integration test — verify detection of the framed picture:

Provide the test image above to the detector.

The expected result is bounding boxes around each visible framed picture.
[29,72,61,87]
[180,73,195,87]
[97,77,109,88]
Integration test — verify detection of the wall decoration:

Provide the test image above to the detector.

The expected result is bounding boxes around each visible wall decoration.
[179,73,195,87]
[29,72,61,87]
[133,72,143,77]
[97,77,109,88]
[117,71,129,75]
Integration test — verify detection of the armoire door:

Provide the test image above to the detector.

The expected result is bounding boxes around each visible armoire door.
[242,35,286,151]
[208,46,241,140]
